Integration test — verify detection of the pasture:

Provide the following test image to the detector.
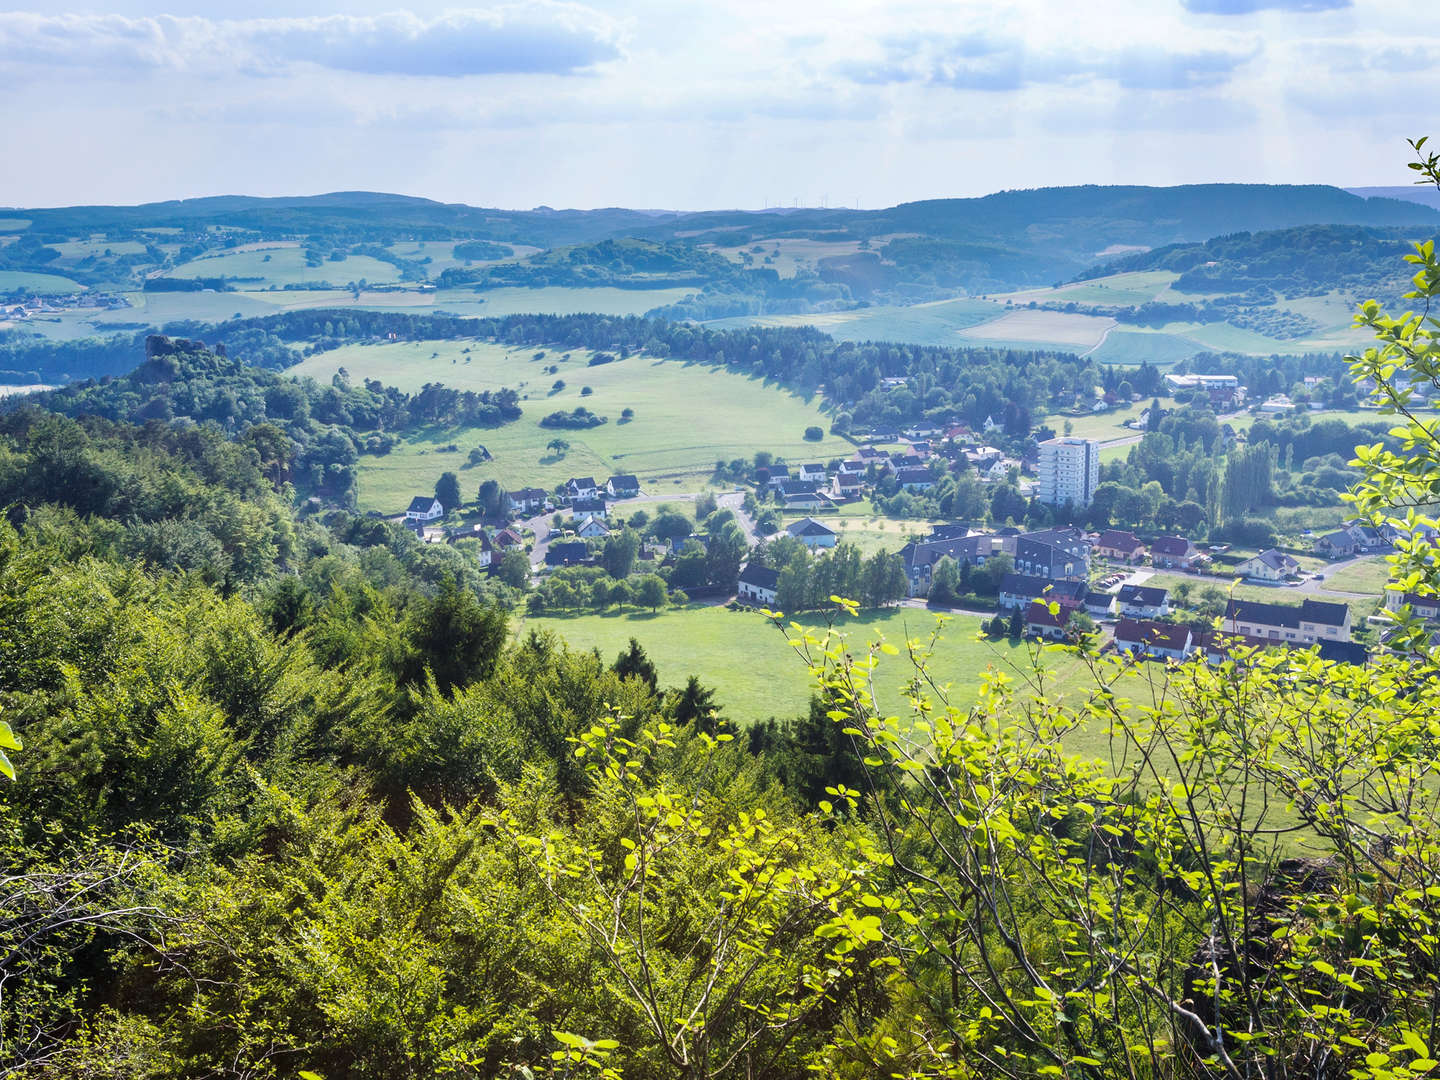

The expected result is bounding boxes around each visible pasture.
[169,247,402,287]
[994,270,1179,307]
[0,270,84,294]
[524,604,1104,736]
[288,340,854,513]
[708,297,1004,347]
[1056,403,1146,440]
[956,308,1116,350]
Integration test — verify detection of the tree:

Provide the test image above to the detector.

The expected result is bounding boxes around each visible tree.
[476,478,507,520]
[496,548,530,589]
[545,437,570,457]
[1007,607,1024,637]
[612,637,658,689]
[929,555,960,605]
[403,575,507,694]
[434,471,461,513]
[669,675,727,735]
[634,573,667,612]
[620,406,635,421]
[601,528,640,579]
[803,426,823,441]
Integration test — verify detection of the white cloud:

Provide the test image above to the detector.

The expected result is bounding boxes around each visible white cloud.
[0,6,622,78]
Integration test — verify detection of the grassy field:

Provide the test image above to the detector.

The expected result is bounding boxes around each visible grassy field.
[1088,329,1202,366]
[1318,556,1392,595]
[289,341,854,513]
[524,603,1105,735]
[993,271,1179,307]
[0,219,31,232]
[707,298,1006,347]
[956,309,1116,349]
[796,515,947,555]
[170,247,402,287]
[1057,403,1145,440]
[0,270,84,294]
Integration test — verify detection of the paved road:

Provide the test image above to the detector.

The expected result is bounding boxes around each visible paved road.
[717,490,760,545]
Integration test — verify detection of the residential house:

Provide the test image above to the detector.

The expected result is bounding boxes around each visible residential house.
[898,534,1000,597]
[833,471,864,498]
[1222,598,1352,644]
[1383,590,1440,620]
[405,496,444,523]
[1236,548,1301,581]
[562,477,599,502]
[494,528,525,551]
[854,446,889,463]
[1025,601,1073,641]
[963,445,1004,470]
[786,517,838,548]
[737,563,780,606]
[774,478,817,498]
[797,463,827,483]
[1084,589,1117,618]
[1163,373,1245,408]
[508,487,549,516]
[998,574,1087,612]
[983,415,1001,433]
[1150,535,1200,570]
[927,523,976,542]
[837,459,867,478]
[1314,529,1358,559]
[783,490,833,512]
[1115,619,1193,662]
[1116,584,1170,619]
[606,474,640,498]
[570,498,608,523]
[1093,529,1147,563]
[577,518,610,539]
[544,541,591,567]
[894,466,936,492]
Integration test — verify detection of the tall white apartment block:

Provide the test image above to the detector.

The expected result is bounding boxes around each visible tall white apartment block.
[1036,437,1100,507]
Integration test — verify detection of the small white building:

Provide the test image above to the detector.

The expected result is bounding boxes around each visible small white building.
[737,563,780,606]
[786,517,838,548]
[1236,549,1301,581]
[405,496,444,523]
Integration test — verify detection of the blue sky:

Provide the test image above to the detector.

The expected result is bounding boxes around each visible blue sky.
[0,0,1433,209]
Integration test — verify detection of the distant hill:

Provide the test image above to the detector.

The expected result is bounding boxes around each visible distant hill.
[1346,186,1440,212]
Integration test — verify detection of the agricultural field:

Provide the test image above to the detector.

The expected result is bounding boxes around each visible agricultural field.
[707,297,1004,346]
[169,247,402,287]
[288,340,853,513]
[0,219,31,232]
[92,290,279,326]
[0,269,84,294]
[1087,328,1202,366]
[956,308,1116,350]
[382,241,540,276]
[993,270,1180,307]
[705,237,879,278]
[524,604,1103,736]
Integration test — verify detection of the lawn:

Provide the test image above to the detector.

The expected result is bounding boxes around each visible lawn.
[523,603,1106,737]
[797,515,948,555]
[0,270,84,294]
[288,341,854,513]
[169,247,402,287]
[1318,556,1392,595]
[1057,403,1145,440]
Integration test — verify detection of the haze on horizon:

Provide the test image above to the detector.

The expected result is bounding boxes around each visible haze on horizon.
[1,0,1434,212]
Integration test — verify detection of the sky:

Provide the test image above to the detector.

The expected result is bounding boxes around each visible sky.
[1,0,1436,211]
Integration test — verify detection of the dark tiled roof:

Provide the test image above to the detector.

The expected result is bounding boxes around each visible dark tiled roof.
[1001,574,1086,602]
[1151,535,1194,556]
[1223,598,1349,629]
[1117,584,1168,606]
[1026,601,1072,628]
[738,564,780,590]
[407,496,437,513]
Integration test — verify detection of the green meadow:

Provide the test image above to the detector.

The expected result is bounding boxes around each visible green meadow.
[170,247,402,286]
[0,270,84,294]
[524,604,1107,738]
[288,340,854,512]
